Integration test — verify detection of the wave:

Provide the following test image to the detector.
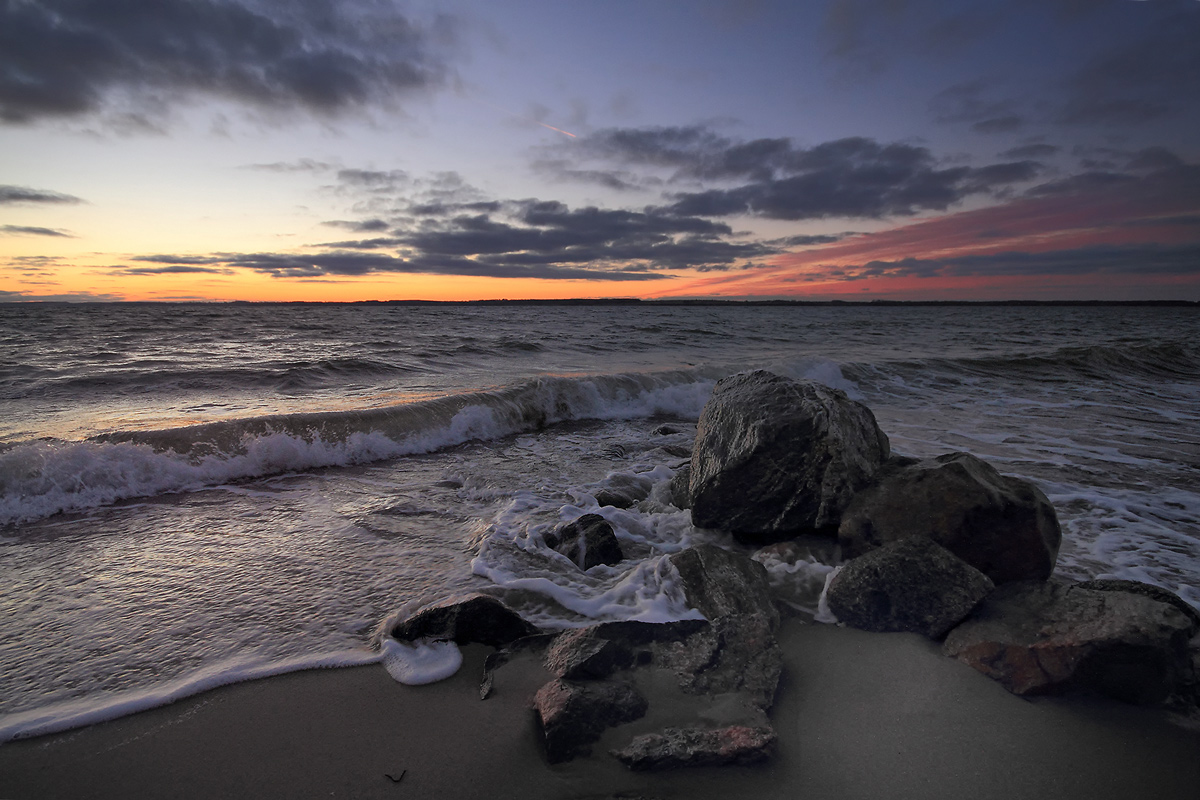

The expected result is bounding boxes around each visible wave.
[849,341,1200,388]
[4,357,424,399]
[0,370,719,527]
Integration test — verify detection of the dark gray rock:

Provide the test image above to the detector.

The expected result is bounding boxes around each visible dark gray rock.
[390,593,540,647]
[826,537,994,639]
[689,370,890,543]
[612,725,777,770]
[1075,579,1200,633]
[668,545,783,708]
[838,452,1062,584]
[668,463,692,510]
[943,579,1198,704]
[594,473,656,509]
[534,678,648,763]
[670,544,780,637]
[546,514,624,570]
[544,627,637,680]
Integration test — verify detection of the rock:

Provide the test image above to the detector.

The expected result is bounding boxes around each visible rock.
[544,627,637,680]
[668,463,692,509]
[670,545,779,636]
[612,725,777,770]
[534,679,648,763]
[1075,579,1200,633]
[689,370,890,543]
[825,537,994,639]
[653,424,682,435]
[546,514,624,570]
[391,593,540,647]
[838,452,1062,584]
[668,545,783,707]
[593,473,655,509]
[943,580,1198,704]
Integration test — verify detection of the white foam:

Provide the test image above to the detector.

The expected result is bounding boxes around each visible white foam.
[380,638,463,686]
[0,647,381,744]
[814,566,842,624]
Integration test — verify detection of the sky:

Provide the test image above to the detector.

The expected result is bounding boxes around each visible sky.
[2,0,1199,302]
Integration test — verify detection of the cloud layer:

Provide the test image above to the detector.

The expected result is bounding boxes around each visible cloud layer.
[0,0,457,124]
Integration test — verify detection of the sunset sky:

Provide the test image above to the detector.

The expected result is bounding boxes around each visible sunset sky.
[2,0,1199,302]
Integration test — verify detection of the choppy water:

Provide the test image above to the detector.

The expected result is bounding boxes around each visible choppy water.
[2,302,1198,740]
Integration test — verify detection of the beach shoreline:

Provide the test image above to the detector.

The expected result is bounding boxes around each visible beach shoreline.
[3,617,1197,800]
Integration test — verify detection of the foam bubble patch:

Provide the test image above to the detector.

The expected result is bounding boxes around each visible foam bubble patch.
[380,638,464,686]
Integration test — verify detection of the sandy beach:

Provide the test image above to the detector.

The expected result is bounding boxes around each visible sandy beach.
[2,617,1197,800]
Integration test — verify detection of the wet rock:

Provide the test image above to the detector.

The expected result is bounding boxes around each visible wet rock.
[668,463,692,509]
[689,370,889,543]
[391,593,540,647]
[593,473,655,509]
[826,537,994,639]
[668,545,783,708]
[612,725,777,770]
[544,627,637,680]
[546,514,624,570]
[534,679,648,763]
[1075,579,1200,632]
[838,452,1062,584]
[943,579,1197,704]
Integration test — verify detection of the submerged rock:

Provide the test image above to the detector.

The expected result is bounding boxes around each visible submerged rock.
[689,370,889,543]
[534,678,648,763]
[390,593,540,647]
[593,473,655,509]
[612,725,777,770]
[943,579,1197,704]
[838,452,1062,584]
[826,537,994,639]
[546,514,624,570]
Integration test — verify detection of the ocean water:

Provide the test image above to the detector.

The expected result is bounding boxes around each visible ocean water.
[2,302,1198,740]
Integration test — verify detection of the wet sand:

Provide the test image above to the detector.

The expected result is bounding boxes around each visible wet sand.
[2,619,1198,800]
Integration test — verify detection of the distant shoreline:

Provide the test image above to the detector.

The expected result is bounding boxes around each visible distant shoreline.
[7,298,1199,307]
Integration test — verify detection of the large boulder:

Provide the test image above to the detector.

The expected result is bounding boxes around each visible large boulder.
[545,514,624,570]
[838,452,1062,584]
[390,593,540,647]
[826,537,994,639]
[689,371,890,543]
[612,725,777,770]
[943,579,1198,704]
[534,678,648,763]
[668,545,783,707]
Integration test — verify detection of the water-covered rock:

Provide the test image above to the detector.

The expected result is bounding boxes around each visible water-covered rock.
[825,537,994,639]
[545,514,624,570]
[593,473,655,509]
[534,678,648,763]
[689,370,889,543]
[943,579,1198,704]
[390,593,540,647]
[668,544,783,708]
[838,452,1062,584]
[612,725,777,770]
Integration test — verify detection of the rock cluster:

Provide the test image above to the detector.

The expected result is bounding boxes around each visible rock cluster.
[680,370,1197,708]
[384,369,1199,776]
[525,544,784,767]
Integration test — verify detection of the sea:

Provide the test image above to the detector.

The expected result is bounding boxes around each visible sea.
[2,301,1198,741]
